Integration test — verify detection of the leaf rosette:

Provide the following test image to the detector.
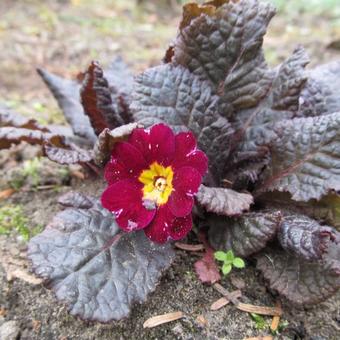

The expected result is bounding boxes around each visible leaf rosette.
[18,0,340,322]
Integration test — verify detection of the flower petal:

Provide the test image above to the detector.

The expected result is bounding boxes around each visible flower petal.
[168,213,192,241]
[104,142,148,184]
[149,124,175,165]
[128,127,150,156]
[143,205,192,243]
[174,150,208,177]
[175,132,196,156]
[173,166,202,195]
[168,166,202,217]
[104,158,128,184]
[168,190,194,217]
[101,179,155,232]
[129,124,175,166]
[173,132,208,176]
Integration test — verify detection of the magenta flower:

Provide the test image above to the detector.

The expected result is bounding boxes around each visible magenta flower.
[101,123,208,243]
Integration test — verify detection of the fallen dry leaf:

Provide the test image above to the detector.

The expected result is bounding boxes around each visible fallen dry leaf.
[237,303,282,316]
[0,247,42,285]
[196,315,208,327]
[0,188,15,201]
[8,269,43,285]
[143,311,184,328]
[213,283,241,305]
[194,233,221,284]
[211,297,230,310]
[211,290,242,311]
[270,301,282,331]
[0,307,6,316]
[175,242,204,251]
[32,319,41,333]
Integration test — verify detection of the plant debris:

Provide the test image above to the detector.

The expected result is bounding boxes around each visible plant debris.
[143,311,184,328]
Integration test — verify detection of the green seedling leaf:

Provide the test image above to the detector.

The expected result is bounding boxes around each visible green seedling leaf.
[214,251,227,262]
[250,313,267,330]
[233,257,246,269]
[222,263,232,276]
[225,250,234,263]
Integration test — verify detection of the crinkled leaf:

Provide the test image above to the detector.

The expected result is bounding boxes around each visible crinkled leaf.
[0,127,65,150]
[105,57,134,124]
[256,240,340,305]
[44,143,93,164]
[105,57,134,97]
[37,68,97,143]
[299,61,340,117]
[196,185,253,216]
[219,46,309,188]
[27,198,175,322]
[278,214,337,261]
[81,61,124,135]
[258,191,340,231]
[231,59,339,189]
[231,46,309,153]
[93,123,140,166]
[172,0,276,111]
[271,46,309,112]
[256,112,340,201]
[131,63,234,177]
[208,211,282,257]
[0,105,49,132]
[58,191,94,209]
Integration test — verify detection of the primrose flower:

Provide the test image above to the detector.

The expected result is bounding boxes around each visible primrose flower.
[101,123,208,243]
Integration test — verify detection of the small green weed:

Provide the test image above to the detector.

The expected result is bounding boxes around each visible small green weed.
[214,249,245,275]
[250,313,268,330]
[0,205,40,241]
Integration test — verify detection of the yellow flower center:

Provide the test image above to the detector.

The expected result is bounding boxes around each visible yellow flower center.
[139,162,174,206]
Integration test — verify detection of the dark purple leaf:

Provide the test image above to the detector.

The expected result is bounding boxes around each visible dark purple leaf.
[93,123,140,166]
[299,61,340,117]
[0,105,49,132]
[131,63,234,178]
[271,45,309,112]
[278,214,337,261]
[105,57,134,96]
[37,68,97,143]
[256,112,340,201]
[105,57,133,122]
[256,239,340,305]
[80,61,123,135]
[27,199,175,322]
[258,191,340,231]
[0,127,65,150]
[172,0,275,111]
[196,185,253,216]
[58,191,94,209]
[208,211,282,257]
[231,46,309,155]
[44,142,93,165]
